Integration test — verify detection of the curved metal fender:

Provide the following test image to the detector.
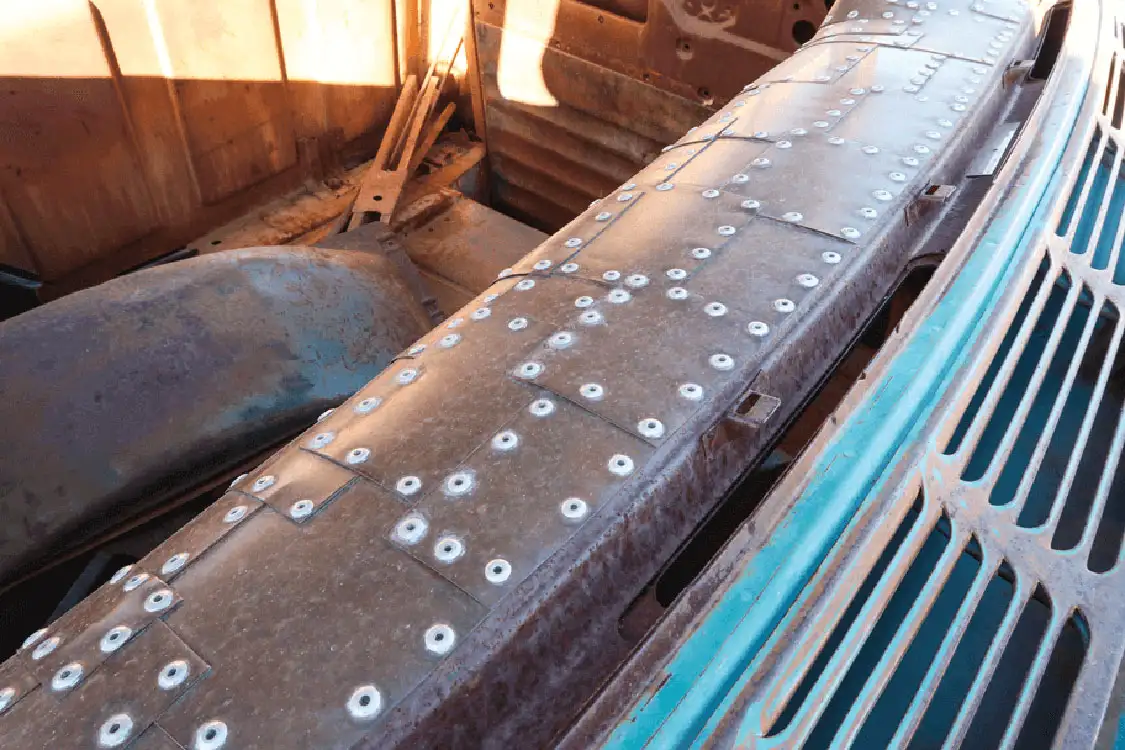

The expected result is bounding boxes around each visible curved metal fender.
[0,246,431,587]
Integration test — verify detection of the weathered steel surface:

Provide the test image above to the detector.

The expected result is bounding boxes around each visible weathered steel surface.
[562,0,1116,747]
[0,246,431,589]
[0,0,1032,746]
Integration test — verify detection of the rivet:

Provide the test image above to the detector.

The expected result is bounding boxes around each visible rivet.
[626,274,650,287]
[914,143,931,154]
[797,274,820,288]
[903,156,920,167]
[742,199,762,210]
[98,713,134,748]
[752,157,771,168]
[732,173,750,183]
[508,317,529,331]
[608,289,632,304]
[396,475,422,496]
[603,270,621,281]
[814,120,830,128]
[781,211,804,223]
[889,171,907,182]
[492,430,520,451]
[157,659,190,691]
[718,225,738,237]
[316,410,334,423]
[666,268,688,280]
[925,130,942,140]
[656,182,674,191]
[871,84,885,92]
[747,321,770,337]
[193,720,228,750]
[608,454,635,476]
[498,268,513,278]
[308,431,335,450]
[99,625,132,654]
[407,343,426,356]
[702,188,720,198]
[289,499,314,520]
[123,573,150,592]
[790,128,809,136]
[580,383,605,401]
[393,513,428,544]
[485,559,513,584]
[444,471,475,496]
[144,589,174,613]
[549,331,574,348]
[823,251,842,264]
[575,295,595,308]
[622,182,637,190]
[815,73,831,82]
[579,310,604,325]
[775,298,797,313]
[396,368,419,385]
[679,383,704,401]
[433,536,465,564]
[347,685,383,720]
[51,662,84,692]
[22,628,48,650]
[355,396,383,415]
[952,103,966,112]
[346,447,371,465]
[252,475,275,493]
[529,398,556,417]
[485,293,500,303]
[424,623,457,655]
[753,130,769,139]
[515,278,536,291]
[704,302,728,317]
[596,211,613,221]
[777,140,792,149]
[709,353,734,371]
[873,189,893,201]
[565,237,583,248]
[667,287,688,300]
[561,262,580,273]
[862,145,880,155]
[32,636,60,661]
[664,162,679,171]
[850,87,867,95]
[533,259,552,271]
[561,498,589,520]
[471,307,492,320]
[162,553,189,576]
[841,227,861,239]
[860,206,878,219]
[827,109,843,117]
[617,192,634,202]
[223,505,248,524]
[883,10,894,17]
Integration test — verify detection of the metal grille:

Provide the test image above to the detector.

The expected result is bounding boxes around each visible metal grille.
[709,14,1125,748]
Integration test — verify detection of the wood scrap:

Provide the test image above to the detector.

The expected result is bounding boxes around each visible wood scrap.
[334,10,471,232]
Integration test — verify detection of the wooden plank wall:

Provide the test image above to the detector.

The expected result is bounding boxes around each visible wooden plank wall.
[0,0,399,291]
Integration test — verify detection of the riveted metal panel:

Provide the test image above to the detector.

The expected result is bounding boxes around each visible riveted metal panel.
[130,726,184,750]
[16,573,182,689]
[156,482,485,750]
[0,656,38,719]
[2,622,207,750]
[391,396,653,606]
[136,492,265,580]
[234,448,358,524]
[761,41,874,84]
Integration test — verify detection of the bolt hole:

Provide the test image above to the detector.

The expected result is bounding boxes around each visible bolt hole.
[443,544,453,553]
[359,695,371,706]
[205,729,218,741]
[406,523,416,531]
[792,19,816,43]
[434,633,445,641]
[597,13,604,22]
[373,194,383,201]
[209,240,221,246]
[493,565,503,574]
[110,724,121,734]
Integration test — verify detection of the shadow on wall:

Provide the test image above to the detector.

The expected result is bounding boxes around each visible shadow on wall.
[0,0,401,296]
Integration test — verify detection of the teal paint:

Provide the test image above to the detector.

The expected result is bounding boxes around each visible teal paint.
[604,69,1089,750]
